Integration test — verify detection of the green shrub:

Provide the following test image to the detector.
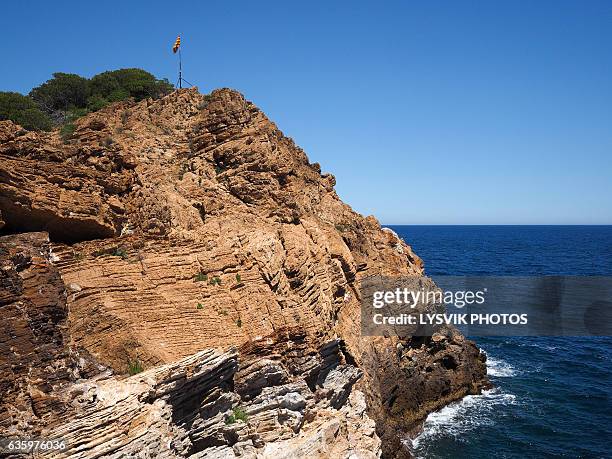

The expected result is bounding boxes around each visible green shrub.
[66,107,89,120]
[60,123,76,142]
[233,407,248,422]
[209,276,221,286]
[235,273,242,283]
[54,107,90,135]
[4,69,173,131]
[197,303,204,309]
[30,73,90,112]
[89,72,120,98]
[128,359,144,375]
[91,69,173,102]
[87,94,110,112]
[113,247,128,259]
[335,223,348,233]
[108,88,131,102]
[194,272,207,282]
[0,92,53,131]
[225,406,248,424]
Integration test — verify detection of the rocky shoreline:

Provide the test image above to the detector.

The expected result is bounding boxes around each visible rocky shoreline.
[0,88,488,457]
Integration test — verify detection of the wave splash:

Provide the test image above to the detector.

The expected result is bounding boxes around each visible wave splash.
[486,356,518,377]
[406,356,518,458]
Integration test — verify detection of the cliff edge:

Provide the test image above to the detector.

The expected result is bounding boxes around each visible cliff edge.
[0,88,488,458]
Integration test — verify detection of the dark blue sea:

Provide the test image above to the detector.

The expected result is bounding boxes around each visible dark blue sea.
[388,225,612,459]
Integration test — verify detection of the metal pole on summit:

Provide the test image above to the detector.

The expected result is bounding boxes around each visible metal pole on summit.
[179,48,183,89]
[172,34,194,88]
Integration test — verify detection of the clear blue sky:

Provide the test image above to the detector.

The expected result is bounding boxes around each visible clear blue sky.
[2,1,611,224]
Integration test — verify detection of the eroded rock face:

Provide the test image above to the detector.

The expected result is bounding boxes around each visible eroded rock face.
[0,88,487,457]
[38,330,380,458]
[0,232,105,436]
[0,121,132,242]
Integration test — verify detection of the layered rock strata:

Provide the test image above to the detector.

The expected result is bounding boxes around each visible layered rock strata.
[0,88,488,458]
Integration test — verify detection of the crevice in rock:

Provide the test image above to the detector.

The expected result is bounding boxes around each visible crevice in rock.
[438,355,458,371]
[338,340,357,367]
[0,199,116,243]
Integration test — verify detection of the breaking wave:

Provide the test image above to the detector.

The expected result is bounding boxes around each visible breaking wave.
[406,387,518,458]
[486,356,517,377]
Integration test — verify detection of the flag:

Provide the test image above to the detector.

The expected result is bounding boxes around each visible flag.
[173,35,181,53]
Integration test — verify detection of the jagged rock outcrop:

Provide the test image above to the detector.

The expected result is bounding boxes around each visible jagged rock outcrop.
[0,232,106,436]
[0,88,488,458]
[0,121,132,242]
[36,330,380,458]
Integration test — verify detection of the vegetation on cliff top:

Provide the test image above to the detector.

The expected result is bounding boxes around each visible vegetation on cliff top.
[0,69,173,131]
[0,92,53,131]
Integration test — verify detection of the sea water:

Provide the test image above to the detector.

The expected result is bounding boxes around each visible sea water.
[389,225,612,459]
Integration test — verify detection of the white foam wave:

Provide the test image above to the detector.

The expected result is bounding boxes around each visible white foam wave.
[519,342,558,351]
[486,356,517,377]
[406,388,517,457]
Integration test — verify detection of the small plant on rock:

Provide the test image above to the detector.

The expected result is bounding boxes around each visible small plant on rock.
[194,272,207,282]
[233,407,248,422]
[178,165,187,180]
[60,123,76,143]
[128,359,144,375]
[335,223,349,233]
[113,247,128,260]
[197,303,204,309]
[225,406,248,424]
[198,94,213,110]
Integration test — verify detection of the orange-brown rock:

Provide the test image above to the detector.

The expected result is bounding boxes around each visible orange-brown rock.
[0,232,105,437]
[0,88,487,458]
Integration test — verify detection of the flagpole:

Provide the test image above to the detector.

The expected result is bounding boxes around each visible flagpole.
[173,35,192,88]
[178,48,183,89]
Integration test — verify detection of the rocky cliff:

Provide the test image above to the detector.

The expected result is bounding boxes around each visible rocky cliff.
[0,88,488,458]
